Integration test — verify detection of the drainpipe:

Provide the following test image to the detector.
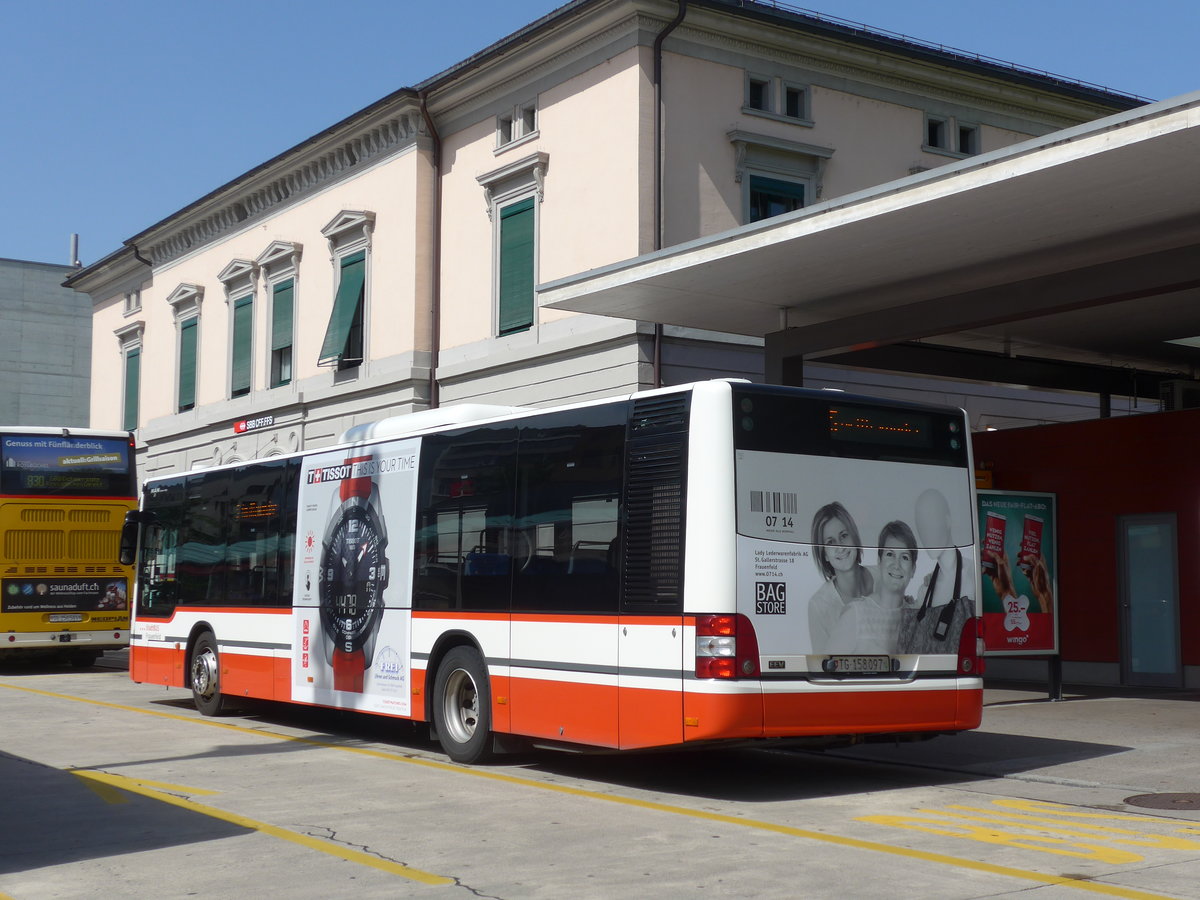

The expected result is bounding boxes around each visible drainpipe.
[419,92,443,409]
[652,0,687,388]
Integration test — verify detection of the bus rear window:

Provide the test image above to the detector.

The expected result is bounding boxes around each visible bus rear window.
[0,434,135,497]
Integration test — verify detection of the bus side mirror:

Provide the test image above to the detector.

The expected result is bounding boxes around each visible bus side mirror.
[119,510,143,567]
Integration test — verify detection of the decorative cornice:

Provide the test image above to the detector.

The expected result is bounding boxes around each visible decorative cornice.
[114,320,144,346]
[138,109,426,268]
[321,210,376,253]
[478,151,550,219]
[255,241,303,274]
[166,283,203,319]
[727,129,833,195]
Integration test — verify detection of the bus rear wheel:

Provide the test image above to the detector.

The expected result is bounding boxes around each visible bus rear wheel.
[69,651,100,668]
[433,646,493,764]
[190,633,227,716]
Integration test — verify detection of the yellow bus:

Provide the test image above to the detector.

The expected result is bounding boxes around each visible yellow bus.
[1,427,137,666]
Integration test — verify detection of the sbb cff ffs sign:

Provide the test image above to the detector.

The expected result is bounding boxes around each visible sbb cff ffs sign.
[233,415,275,434]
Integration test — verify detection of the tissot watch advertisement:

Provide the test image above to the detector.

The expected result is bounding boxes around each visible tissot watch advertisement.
[292,438,420,714]
[978,490,1058,655]
[735,451,978,670]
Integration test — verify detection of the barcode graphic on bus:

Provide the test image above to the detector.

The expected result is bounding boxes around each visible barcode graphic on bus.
[749,490,798,514]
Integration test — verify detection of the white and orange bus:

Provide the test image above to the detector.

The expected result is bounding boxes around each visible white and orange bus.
[121,380,983,763]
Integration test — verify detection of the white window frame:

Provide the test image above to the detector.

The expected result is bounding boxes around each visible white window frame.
[924,113,981,158]
[114,320,144,431]
[122,289,142,315]
[165,283,203,414]
[478,153,548,338]
[495,98,539,153]
[728,130,833,221]
[218,259,258,400]
[255,241,302,391]
[743,73,814,127]
[320,210,375,376]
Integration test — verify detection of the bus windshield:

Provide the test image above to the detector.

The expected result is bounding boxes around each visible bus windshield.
[1,433,135,498]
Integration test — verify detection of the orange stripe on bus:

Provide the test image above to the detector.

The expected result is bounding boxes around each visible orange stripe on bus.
[761,688,983,736]
[508,676,619,749]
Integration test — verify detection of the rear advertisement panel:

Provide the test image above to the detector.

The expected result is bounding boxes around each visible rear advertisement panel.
[291,438,420,714]
[736,451,978,670]
[1,577,128,613]
[978,490,1058,655]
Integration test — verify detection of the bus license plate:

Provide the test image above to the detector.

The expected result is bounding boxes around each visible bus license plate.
[824,655,890,674]
[49,614,84,623]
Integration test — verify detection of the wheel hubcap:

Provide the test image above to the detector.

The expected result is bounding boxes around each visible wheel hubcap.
[192,649,218,700]
[443,668,478,744]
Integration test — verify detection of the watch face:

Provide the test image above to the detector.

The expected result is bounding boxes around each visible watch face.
[319,504,388,649]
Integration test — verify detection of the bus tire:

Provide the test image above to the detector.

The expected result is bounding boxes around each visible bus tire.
[190,633,227,716]
[433,646,493,764]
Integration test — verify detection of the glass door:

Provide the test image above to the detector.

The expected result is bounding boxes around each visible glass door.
[1117,515,1181,688]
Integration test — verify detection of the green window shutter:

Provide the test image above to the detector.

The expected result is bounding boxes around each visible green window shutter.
[498,198,535,335]
[271,280,293,351]
[178,319,198,411]
[122,348,140,431]
[231,295,253,396]
[318,252,365,366]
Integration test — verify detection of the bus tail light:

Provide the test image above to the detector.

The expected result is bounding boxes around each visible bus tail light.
[957,617,985,676]
[695,614,760,679]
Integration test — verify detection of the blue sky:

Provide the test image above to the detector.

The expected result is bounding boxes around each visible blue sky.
[2,0,1197,266]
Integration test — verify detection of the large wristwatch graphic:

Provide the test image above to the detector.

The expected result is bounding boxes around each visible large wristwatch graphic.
[319,455,389,692]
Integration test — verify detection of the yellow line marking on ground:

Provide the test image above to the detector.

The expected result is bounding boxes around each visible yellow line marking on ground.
[70,769,452,886]
[73,770,131,805]
[0,680,1183,900]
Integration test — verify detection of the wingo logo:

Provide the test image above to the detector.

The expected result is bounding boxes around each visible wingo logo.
[755,582,787,614]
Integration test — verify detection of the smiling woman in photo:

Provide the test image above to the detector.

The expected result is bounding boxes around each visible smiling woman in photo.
[807,502,874,652]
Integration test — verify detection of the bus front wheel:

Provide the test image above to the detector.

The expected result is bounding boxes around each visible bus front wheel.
[190,633,227,716]
[433,646,493,764]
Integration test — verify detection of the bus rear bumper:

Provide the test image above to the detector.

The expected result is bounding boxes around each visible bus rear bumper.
[684,678,983,742]
[2,630,128,652]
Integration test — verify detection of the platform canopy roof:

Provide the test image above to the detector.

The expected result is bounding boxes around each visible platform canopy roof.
[540,91,1200,391]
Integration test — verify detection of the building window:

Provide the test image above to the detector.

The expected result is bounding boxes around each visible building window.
[749,175,805,222]
[784,84,807,120]
[123,347,141,431]
[498,198,535,335]
[747,76,771,112]
[318,251,366,368]
[114,320,143,432]
[165,283,203,414]
[178,318,198,412]
[744,74,813,126]
[255,241,302,388]
[270,279,294,387]
[958,123,980,155]
[497,100,538,150]
[123,289,142,314]
[924,114,981,157]
[728,130,832,223]
[230,295,253,397]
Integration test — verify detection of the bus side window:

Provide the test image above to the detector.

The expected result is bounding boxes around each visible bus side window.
[175,470,229,606]
[513,417,624,614]
[413,427,517,612]
[225,459,299,608]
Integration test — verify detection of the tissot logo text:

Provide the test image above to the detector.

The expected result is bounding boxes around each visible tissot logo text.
[307,465,355,484]
[755,582,786,614]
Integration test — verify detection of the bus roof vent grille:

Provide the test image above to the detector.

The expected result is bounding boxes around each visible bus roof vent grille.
[629,394,688,435]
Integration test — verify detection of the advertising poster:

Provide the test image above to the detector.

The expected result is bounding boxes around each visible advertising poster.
[735,451,978,669]
[291,438,420,714]
[978,490,1058,655]
[1,577,128,613]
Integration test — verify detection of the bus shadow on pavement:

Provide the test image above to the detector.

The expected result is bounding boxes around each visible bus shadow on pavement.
[0,749,250,876]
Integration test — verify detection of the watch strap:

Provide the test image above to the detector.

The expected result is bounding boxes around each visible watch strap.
[333,647,366,692]
[340,456,373,501]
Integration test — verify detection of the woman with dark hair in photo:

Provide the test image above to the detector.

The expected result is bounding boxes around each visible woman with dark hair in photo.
[807,501,873,653]
[827,520,915,654]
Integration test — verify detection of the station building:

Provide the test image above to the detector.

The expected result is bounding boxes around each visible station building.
[67,0,1198,687]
